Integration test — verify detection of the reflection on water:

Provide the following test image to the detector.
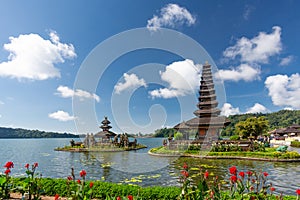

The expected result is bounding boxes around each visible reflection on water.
[0,138,299,195]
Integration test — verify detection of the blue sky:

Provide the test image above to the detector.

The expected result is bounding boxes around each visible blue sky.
[0,1,299,134]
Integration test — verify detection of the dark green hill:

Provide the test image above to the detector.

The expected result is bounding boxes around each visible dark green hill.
[0,127,78,138]
[222,109,300,136]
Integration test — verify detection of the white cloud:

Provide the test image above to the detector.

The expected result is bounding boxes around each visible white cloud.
[279,55,293,66]
[48,110,76,122]
[265,73,300,109]
[56,85,100,102]
[223,26,282,64]
[149,59,200,99]
[114,73,147,94]
[246,103,268,113]
[147,4,196,31]
[221,103,240,117]
[149,88,185,99]
[0,100,4,105]
[215,63,260,82]
[0,31,76,80]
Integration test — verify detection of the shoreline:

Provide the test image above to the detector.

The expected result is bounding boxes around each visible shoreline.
[148,149,300,162]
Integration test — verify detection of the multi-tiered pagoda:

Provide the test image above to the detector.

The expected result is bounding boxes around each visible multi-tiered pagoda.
[175,62,230,141]
[95,116,116,139]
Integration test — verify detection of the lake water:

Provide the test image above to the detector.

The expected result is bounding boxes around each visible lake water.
[0,138,299,195]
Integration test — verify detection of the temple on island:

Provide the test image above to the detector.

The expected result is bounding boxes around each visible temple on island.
[95,116,117,141]
[174,62,230,142]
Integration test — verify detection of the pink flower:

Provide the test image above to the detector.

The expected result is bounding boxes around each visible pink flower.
[230,175,237,183]
[263,172,268,177]
[246,171,253,176]
[181,170,189,178]
[239,171,245,178]
[183,163,188,170]
[89,182,94,188]
[204,171,209,179]
[229,166,237,175]
[4,169,11,175]
[33,162,38,168]
[4,161,14,169]
[80,170,87,177]
[127,195,133,200]
[54,194,59,200]
[25,163,29,169]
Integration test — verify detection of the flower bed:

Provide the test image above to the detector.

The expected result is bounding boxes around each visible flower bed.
[1,161,300,199]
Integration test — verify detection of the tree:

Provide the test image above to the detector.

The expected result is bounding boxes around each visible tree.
[235,116,269,139]
[174,132,183,140]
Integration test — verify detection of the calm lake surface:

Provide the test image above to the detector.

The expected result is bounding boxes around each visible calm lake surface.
[0,138,299,195]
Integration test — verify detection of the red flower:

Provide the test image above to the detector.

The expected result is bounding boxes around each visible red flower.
[296,189,300,195]
[127,195,133,200]
[239,171,245,178]
[250,186,254,191]
[181,170,189,178]
[246,171,253,176]
[270,187,275,192]
[204,171,209,179]
[183,163,188,170]
[33,162,38,168]
[77,179,81,184]
[25,163,29,169]
[116,197,121,200]
[4,161,14,169]
[67,176,73,181]
[4,169,11,175]
[80,170,87,177]
[230,175,237,183]
[263,172,268,177]
[89,182,94,188]
[229,166,237,175]
[54,194,59,200]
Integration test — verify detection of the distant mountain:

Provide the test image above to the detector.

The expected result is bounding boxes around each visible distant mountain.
[0,127,79,138]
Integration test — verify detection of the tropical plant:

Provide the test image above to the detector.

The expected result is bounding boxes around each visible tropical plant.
[235,116,269,139]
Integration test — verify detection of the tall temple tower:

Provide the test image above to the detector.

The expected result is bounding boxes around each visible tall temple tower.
[175,62,230,141]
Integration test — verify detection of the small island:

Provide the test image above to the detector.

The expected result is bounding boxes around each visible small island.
[55,117,147,152]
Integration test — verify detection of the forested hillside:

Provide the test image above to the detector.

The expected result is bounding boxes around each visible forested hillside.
[0,127,78,138]
[221,110,300,136]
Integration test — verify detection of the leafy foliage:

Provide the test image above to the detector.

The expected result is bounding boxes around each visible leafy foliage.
[152,127,176,138]
[235,116,269,138]
[222,110,300,137]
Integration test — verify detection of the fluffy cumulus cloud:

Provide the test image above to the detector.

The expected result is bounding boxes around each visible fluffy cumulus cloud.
[221,103,240,117]
[0,31,76,80]
[215,63,260,82]
[114,73,147,94]
[48,110,76,122]
[223,26,282,64]
[279,55,294,66]
[149,59,200,98]
[265,73,300,109]
[246,103,268,113]
[56,86,100,102]
[147,4,196,31]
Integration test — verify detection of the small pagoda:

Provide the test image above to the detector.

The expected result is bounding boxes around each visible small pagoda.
[175,62,230,142]
[95,117,117,141]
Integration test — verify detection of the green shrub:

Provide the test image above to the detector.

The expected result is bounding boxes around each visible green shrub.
[229,135,240,140]
[291,140,300,148]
